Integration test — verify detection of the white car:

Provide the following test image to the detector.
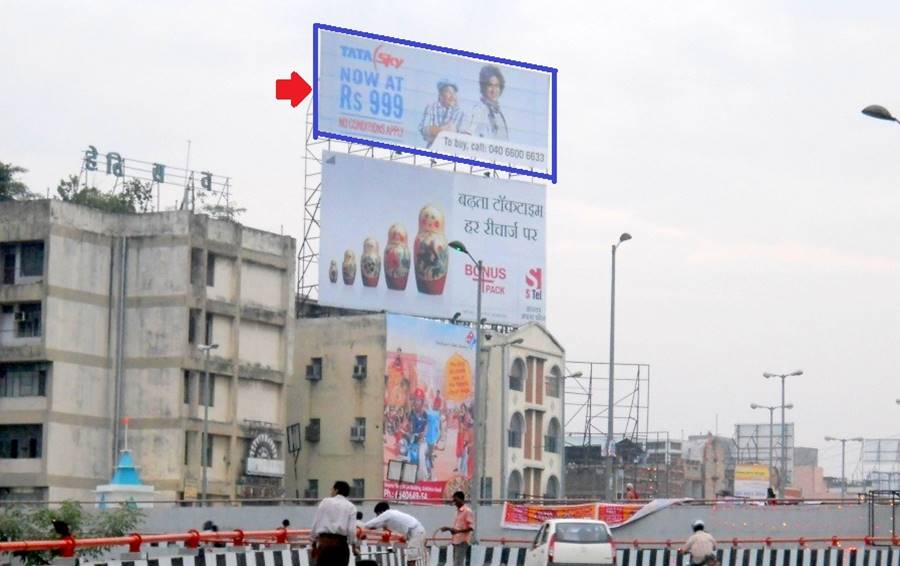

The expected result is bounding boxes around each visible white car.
[525,519,615,566]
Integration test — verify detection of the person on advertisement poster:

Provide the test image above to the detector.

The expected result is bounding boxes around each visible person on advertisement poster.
[462,65,509,141]
[454,405,471,473]
[420,80,464,148]
[364,502,428,566]
[424,400,443,480]
[440,491,475,566]
[408,388,429,477]
[310,481,359,566]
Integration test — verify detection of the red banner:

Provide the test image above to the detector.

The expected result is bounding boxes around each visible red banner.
[500,499,685,530]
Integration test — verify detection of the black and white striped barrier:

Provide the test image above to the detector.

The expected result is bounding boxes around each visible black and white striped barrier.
[76,545,900,566]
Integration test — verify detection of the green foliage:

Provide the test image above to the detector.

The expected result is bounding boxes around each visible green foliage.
[0,161,38,201]
[56,175,154,214]
[202,200,246,221]
[0,501,144,565]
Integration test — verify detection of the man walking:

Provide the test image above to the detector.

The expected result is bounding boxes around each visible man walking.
[364,502,428,565]
[310,481,358,566]
[440,491,474,566]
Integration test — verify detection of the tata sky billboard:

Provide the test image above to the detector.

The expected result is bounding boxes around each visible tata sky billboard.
[314,23,558,183]
[318,151,546,326]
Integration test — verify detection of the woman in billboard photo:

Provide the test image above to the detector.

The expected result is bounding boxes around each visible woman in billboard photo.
[462,64,509,141]
[414,205,449,295]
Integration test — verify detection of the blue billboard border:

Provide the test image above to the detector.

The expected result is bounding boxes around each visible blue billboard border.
[312,22,558,184]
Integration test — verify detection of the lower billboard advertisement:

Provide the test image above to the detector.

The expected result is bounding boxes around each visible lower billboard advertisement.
[733,463,770,499]
[383,313,476,501]
[319,151,547,325]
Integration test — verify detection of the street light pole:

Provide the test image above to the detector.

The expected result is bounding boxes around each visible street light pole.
[198,343,219,504]
[824,436,864,499]
[751,402,793,493]
[606,233,631,501]
[448,241,483,537]
[763,369,802,497]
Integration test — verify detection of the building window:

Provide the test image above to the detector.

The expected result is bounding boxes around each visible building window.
[15,303,41,338]
[545,418,561,454]
[190,248,204,285]
[508,413,524,448]
[507,470,523,499]
[351,417,366,442]
[353,355,367,379]
[0,425,42,459]
[544,476,560,499]
[0,363,48,397]
[482,477,493,504]
[306,357,323,380]
[188,309,201,344]
[183,370,192,404]
[19,242,44,277]
[509,358,525,392]
[199,374,215,407]
[184,432,190,465]
[545,366,562,398]
[1,245,14,284]
[204,312,213,345]
[350,478,365,499]
[206,253,216,287]
[306,479,318,499]
[202,434,213,467]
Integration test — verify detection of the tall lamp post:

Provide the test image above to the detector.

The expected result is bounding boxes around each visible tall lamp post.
[862,105,899,124]
[198,343,219,503]
[750,402,793,493]
[606,233,631,501]
[448,240,484,536]
[824,436,864,499]
[763,369,802,497]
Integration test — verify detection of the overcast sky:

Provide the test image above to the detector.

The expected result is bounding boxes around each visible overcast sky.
[3,1,899,480]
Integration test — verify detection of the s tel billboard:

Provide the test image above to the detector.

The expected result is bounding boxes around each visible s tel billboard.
[318,151,546,326]
[314,24,557,182]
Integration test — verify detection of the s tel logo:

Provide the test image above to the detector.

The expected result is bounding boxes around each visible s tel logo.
[525,268,543,300]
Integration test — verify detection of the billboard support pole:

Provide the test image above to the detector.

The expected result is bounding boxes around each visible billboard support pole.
[473,258,483,541]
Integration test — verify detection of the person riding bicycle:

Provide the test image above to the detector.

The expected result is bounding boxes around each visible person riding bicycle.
[682,520,717,566]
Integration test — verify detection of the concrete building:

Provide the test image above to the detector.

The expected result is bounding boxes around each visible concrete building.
[0,200,295,502]
[287,312,565,501]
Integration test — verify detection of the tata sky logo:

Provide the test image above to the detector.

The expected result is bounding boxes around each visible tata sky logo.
[340,45,404,70]
[525,267,543,300]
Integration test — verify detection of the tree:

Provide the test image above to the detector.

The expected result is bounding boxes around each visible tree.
[56,176,153,214]
[0,161,38,201]
[0,500,144,565]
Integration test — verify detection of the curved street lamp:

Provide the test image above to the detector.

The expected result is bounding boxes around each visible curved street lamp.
[862,105,899,123]
[606,233,632,500]
[763,370,802,497]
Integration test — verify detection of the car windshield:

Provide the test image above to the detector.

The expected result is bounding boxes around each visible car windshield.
[555,523,610,543]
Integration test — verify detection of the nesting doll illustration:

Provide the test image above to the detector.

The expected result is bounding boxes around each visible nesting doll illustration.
[384,223,411,291]
[413,205,449,295]
[328,260,338,283]
[342,249,356,285]
[361,237,381,287]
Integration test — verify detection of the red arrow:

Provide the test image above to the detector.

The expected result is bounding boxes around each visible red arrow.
[275,71,311,107]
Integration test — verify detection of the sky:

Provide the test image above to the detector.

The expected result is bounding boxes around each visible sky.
[3,1,899,480]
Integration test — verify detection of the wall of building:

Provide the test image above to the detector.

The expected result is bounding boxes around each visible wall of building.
[0,200,295,503]
[288,314,386,500]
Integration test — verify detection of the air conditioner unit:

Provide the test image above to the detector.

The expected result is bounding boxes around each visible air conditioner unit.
[352,365,366,380]
[350,426,366,442]
[305,424,320,443]
[14,311,27,322]
[305,365,321,381]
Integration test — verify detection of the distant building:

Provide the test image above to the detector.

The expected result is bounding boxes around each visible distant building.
[0,200,295,502]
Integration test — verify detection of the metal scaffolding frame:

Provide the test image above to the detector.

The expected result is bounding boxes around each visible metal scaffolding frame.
[563,361,650,449]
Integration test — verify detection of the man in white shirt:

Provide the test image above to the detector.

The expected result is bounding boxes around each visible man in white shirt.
[682,520,717,566]
[310,481,358,565]
[365,501,427,565]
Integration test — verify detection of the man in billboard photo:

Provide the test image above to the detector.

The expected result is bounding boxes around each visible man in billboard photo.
[419,79,464,148]
[462,64,509,141]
